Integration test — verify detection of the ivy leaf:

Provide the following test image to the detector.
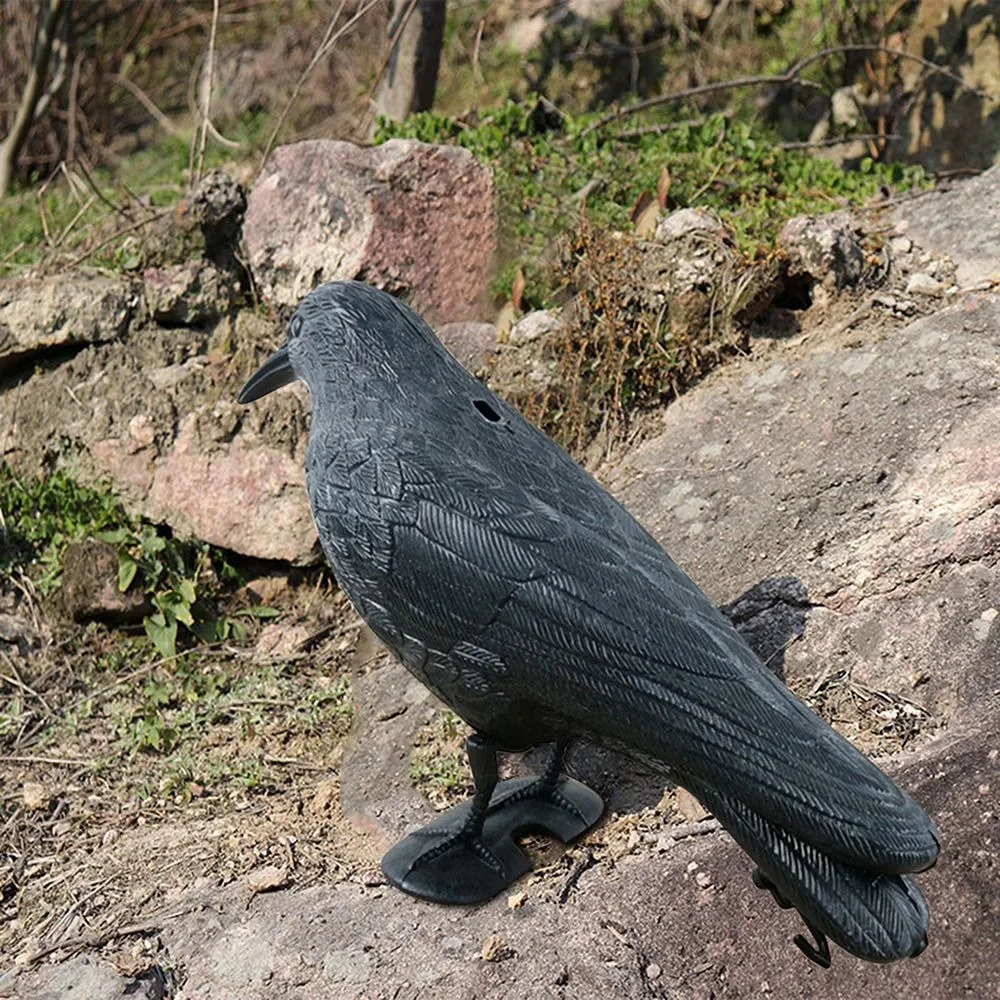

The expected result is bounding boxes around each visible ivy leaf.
[145,613,177,659]
[118,553,138,592]
[178,578,197,606]
[96,527,130,545]
[234,605,282,619]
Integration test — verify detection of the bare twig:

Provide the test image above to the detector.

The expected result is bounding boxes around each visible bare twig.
[22,909,198,967]
[558,847,597,904]
[582,44,985,137]
[471,16,486,83]
[1,656,54,714]
[66,50,82,163]
[779,132,899,150]
[257,0,383,175]
[29,8,69,124]
[112,73,180,136]
[662,817,721,841]
[611,118,703,140]
[263,756,329,770]
[206,119,242,150]
[71,158,124,216]
[192,0,222,185]
[66,205,169,267]
[0,754,93,766]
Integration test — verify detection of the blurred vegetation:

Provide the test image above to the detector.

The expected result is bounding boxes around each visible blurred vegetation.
[0,0,951,301]
[377,102,925,304]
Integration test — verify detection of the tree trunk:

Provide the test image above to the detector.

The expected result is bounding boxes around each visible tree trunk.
[376,0,447,122]
[0,0,68,198]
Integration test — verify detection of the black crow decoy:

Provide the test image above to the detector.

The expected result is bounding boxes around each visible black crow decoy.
[238,280,938,966]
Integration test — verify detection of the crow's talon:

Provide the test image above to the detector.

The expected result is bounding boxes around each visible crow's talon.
[753,869,832,967]
[489,776,585,822]
[794,925,832,969]
[405,829,505,876]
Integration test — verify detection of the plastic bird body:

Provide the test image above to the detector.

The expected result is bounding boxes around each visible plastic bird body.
[238,280,938,965]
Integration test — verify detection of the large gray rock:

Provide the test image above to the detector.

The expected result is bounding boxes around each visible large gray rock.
[778,210,867,291]
[896,165,1000,288]
[244,139,498,324]
[614,293,999,731]
[0,273,137,373]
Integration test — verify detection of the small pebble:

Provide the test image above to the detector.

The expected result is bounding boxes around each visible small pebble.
[245,864,288,893]
[481,934,511,962]
[906,273,945,296]
[22,782,50,811]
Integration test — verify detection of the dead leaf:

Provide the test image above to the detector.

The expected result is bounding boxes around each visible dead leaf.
[631,190,660,238]
[495,300,518,341]
[630,190,653,224]
[511,266,526,312]
[657,165,672,210]
[675,787,711,822]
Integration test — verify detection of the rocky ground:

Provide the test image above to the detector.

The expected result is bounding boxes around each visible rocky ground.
[2,160,998,999]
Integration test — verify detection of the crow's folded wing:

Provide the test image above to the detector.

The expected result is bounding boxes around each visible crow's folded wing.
[384,469,938,876]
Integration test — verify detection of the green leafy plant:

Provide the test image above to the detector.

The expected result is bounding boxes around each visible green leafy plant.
[0,462,274,658]
[0,464,128,588]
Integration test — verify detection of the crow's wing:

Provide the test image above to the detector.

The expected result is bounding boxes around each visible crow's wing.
[375,456,938,877]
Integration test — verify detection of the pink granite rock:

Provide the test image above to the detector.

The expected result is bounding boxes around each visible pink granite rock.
[244,139,497,324]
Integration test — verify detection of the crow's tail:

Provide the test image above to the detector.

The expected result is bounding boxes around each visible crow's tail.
[680,772,932,964]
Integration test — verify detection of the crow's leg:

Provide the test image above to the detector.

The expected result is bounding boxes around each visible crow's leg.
[484,739,604,838]
[381,736,603,906]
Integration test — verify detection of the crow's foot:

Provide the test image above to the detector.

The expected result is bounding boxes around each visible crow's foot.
[381,776,604,905]
[486,774,604,841]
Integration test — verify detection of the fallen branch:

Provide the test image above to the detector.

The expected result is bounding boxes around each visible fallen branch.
[582,45,984,137]
[778,132,898,150]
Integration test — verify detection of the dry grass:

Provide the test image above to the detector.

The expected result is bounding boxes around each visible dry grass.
[489,220,782,458]
[0,573,371,966]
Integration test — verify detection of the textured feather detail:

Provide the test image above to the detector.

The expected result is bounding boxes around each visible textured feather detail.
[681,771,931,962]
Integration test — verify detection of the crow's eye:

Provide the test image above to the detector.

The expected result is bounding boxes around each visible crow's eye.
[473,399,502,423]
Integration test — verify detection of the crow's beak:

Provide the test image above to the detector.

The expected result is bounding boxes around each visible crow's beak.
[237,345,297,403]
